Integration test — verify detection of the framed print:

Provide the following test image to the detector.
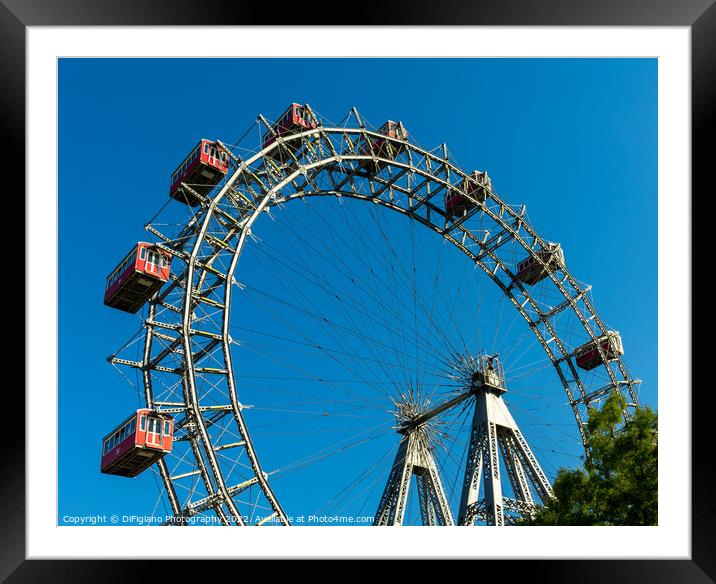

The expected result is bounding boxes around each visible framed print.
[7,0,709,579]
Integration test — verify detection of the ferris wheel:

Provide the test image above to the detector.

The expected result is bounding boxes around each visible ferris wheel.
[101,103,641,526]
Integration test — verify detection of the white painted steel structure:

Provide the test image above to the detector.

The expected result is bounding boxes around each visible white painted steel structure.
[108,104,640,525]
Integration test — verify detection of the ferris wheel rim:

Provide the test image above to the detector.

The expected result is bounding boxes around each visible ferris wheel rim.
[117,110,639,525]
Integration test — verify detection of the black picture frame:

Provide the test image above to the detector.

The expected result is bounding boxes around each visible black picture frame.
[6,0,708,578]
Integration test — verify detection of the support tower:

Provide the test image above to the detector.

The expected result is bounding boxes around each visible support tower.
[458,355,553,525]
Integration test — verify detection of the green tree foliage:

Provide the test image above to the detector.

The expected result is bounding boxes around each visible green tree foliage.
[520,392,657,525]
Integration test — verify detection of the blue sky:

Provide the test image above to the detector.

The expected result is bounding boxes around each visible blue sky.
[58,58,657,525]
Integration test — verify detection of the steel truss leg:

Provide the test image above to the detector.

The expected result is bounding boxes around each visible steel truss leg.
[458,390,553,525]
[374,433,454,526]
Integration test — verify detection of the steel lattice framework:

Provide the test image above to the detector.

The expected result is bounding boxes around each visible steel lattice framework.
[109,105,640,525]
[374,429,455,526]
[457,361,554,526]
[375,355,553,526]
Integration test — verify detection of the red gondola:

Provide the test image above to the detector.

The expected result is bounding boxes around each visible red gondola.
[445,170,492,219]
[169,139,229,206]
[100,409,174,477]
[262,103,318,160]
[359,120,408,175]
[515,243,565,285]
[574,331,624,371]
[104,242,172,313]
